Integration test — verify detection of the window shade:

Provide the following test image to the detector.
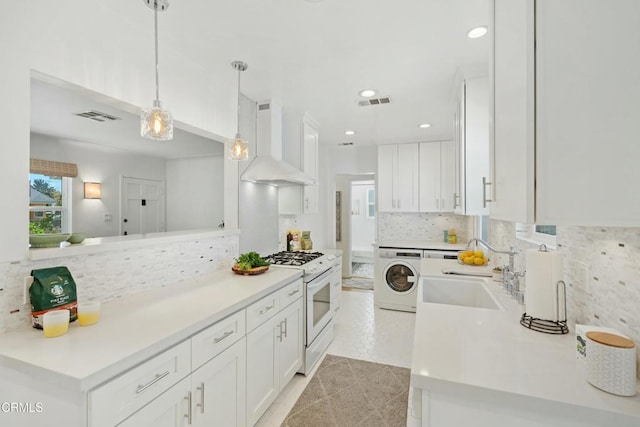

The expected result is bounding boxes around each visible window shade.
[30,159,78,178]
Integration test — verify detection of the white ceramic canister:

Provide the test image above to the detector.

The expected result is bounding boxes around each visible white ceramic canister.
[586,331,637,397]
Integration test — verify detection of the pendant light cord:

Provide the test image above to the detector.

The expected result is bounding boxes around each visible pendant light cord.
[236,68,241,135]
[154,2,160,102]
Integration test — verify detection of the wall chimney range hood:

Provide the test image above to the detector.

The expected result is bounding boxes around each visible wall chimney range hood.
[241,101,314,186]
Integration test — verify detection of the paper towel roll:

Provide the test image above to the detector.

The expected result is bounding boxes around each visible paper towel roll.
[524,249,564,321]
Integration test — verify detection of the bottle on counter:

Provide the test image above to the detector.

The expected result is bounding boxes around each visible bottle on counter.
[443,229,449,243]
[447,228,457,244]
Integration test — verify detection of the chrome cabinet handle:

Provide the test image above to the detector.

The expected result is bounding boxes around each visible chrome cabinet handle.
[277,322,283,342]
[259,305,274,315]
[282,318,288,338]
[287,288,300,297]
[196,382,205,414]
[482,176,493,208]
[136,370,170,394]
[213,330,234,344]
[453,192,459,208]
[185,391,193,425]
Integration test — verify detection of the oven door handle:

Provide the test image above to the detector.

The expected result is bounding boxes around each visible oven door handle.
[306,268,333,289]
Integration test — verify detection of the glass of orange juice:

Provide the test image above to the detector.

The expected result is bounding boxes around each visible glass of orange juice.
[43,310,70,338]
[77,301,101,326]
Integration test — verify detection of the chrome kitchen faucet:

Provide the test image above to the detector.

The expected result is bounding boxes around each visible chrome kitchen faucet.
[466,238,524,303]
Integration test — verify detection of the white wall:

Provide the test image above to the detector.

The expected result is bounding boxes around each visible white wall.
[166,155,224,231]
[1,2,236,262]
[30,134,167,237]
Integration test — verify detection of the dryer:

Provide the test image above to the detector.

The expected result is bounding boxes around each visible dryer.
[374,248,423,312]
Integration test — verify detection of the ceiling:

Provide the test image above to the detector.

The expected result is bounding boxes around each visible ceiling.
[31,0,490,154]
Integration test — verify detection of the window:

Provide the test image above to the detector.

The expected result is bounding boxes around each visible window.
[29,173,71,233]
[366,188,375,218]
[516,223,557,248]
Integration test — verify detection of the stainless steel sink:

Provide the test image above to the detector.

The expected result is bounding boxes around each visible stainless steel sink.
[421,276,501,310]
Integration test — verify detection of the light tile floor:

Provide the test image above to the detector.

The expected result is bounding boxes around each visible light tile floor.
[256,289,416,427]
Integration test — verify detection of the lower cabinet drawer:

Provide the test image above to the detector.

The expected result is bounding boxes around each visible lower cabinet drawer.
[279,278,303,308]
[246,292,280,332]
[89,340,191,427]
[191,309,246,370]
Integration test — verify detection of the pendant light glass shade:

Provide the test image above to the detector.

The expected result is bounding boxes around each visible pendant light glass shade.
[141,0,173,141]
[141,100,173,140]
[227,134,249,160]
[227,61,249,160]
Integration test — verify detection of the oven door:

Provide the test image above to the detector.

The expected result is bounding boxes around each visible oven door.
[306,268,332,346]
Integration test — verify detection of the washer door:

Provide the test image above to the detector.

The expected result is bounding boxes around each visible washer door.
[383,261,418,293]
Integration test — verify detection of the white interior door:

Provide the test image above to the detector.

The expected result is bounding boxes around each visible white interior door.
[121,177,166,235]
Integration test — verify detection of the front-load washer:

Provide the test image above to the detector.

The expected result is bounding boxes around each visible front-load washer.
[374,247,422,312]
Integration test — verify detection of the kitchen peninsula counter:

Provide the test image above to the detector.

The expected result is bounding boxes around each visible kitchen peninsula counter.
[411,259,640,426]
[0,266,301,392]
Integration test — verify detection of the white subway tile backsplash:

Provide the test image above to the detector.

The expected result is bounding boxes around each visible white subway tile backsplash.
[490,219,640,368]
[378,212,472,242]
[0,235,239,333]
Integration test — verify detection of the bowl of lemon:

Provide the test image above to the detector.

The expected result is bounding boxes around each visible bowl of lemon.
[457,249,489,266]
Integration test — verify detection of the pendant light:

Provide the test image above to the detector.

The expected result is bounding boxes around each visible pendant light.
[227,61,249,160]
[140,0,173,141]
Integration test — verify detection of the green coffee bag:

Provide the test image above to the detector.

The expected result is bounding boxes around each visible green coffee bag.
[30,266,78,329]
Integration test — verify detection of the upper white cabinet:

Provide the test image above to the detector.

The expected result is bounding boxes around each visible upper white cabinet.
[453,69,490,216]
[419,141,456,212]
[491,0,640,226]
[279,114,320,214]
[378,143,420,212]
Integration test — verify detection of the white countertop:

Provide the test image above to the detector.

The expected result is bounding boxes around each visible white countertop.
[412,258,640,420]
[375,240,467,251]
[0,266,302,391]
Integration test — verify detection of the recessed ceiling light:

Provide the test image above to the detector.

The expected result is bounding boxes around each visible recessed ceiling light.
[359,89,377,98]
[418,123,431,129]
[467,26,488,39]
[345,130,356,136]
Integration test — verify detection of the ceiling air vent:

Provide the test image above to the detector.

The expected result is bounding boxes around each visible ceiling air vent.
[258,103,270,111]
[74,110,121,122]
[357,97,391,107]
[338,142,355,146]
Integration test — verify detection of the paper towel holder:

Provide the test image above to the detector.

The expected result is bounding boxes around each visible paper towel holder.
[520,280,569,334]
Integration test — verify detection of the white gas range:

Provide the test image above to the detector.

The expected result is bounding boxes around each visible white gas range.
[264,251,338,374]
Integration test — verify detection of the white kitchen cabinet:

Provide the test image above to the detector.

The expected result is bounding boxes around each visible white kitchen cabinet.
[191,338,247,427]
[246,285,303,426]
[419,141,456,212]
[118,376,191,427]
[378,143,420,212]
[330,256,342,314]
[120,338,247,427]
[453,69,490,216]
[279,115,319,214]
[490,0,640,226]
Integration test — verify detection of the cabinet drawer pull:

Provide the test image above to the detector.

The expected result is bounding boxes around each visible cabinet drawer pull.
[259,305,274,315]
[196,382,205,414]
[287,288,300,297]
[282,318,288,338]
[213,330,234,344]
[482,176,493,208]
[136,370,170,394]
[185,391,193,424]
[277,322,283,342]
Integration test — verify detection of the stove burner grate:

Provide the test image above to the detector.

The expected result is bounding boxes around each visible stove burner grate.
[264,251,324,266]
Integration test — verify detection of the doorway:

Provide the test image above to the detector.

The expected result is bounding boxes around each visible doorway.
[335,174,376,290]
[120,176,165,235]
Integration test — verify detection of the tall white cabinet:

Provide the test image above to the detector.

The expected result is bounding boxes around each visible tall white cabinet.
[377,143,420,212]
[453,70,490,216]
[491,0,640,226]
[419,141,455,213]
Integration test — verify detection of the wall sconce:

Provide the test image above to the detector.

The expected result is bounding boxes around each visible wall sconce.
[84,182,101,199]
